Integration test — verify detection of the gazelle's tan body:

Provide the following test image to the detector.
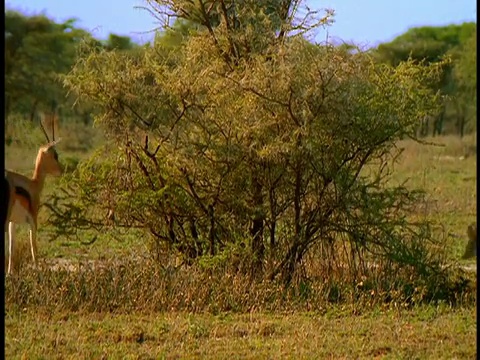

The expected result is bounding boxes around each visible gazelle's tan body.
[5,132,62,273]
[3,175,16,230]
[462,223,477,260]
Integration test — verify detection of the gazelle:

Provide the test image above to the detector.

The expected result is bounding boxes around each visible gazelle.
[5,120,63,274]
[461,223,477,260]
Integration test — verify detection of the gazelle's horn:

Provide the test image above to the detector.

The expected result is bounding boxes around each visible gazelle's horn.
[39,113,50,143]
[51,100,57,141]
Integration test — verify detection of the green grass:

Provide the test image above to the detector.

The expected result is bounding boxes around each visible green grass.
[392,135,477,260]
[6,306,476,359]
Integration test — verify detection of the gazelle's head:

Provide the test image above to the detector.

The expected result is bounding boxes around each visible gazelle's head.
[461,223,476,260]
[36,115,63,177]
[36,142,63,176]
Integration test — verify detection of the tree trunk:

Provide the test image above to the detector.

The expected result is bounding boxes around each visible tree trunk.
[277,159,304,285]
[459,114,465,138]
[208,204,215,256]
[421,117,429,137]
[455,102,466,139]
[274,240,308,286]
[189,217,202,257]
[269,220,276,250]
[433,108,445,137]
[251,175,265,270]
[167,215,176,245]
[29,99,39,123]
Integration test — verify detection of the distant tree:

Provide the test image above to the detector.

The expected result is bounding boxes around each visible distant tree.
[374,22,476,137]
[105,33,136,51]
[5,10,89,121]
[375,23,475,66]
[451,30,476,137]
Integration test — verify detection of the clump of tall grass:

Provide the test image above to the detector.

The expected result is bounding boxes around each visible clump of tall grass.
[5,254,476,315]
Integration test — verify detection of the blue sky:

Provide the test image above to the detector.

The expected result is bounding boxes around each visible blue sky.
[5,0,476,47]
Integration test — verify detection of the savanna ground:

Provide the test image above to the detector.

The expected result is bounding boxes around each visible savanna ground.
[4,120,477,359]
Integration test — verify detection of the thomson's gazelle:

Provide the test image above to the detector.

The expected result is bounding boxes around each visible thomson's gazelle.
[5,121,63,274]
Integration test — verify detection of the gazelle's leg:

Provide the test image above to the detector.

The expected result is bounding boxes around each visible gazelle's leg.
[8,221,15,274]
[29,223,38,264]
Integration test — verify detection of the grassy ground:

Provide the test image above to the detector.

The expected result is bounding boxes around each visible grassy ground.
[4,120,477,359]
[5,306,476,359]
[393,135,477,260]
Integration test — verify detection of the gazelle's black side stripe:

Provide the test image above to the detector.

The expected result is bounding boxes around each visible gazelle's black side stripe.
[15,186,33,213]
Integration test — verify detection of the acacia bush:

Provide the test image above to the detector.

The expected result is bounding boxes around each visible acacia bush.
[47,1,453,292]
